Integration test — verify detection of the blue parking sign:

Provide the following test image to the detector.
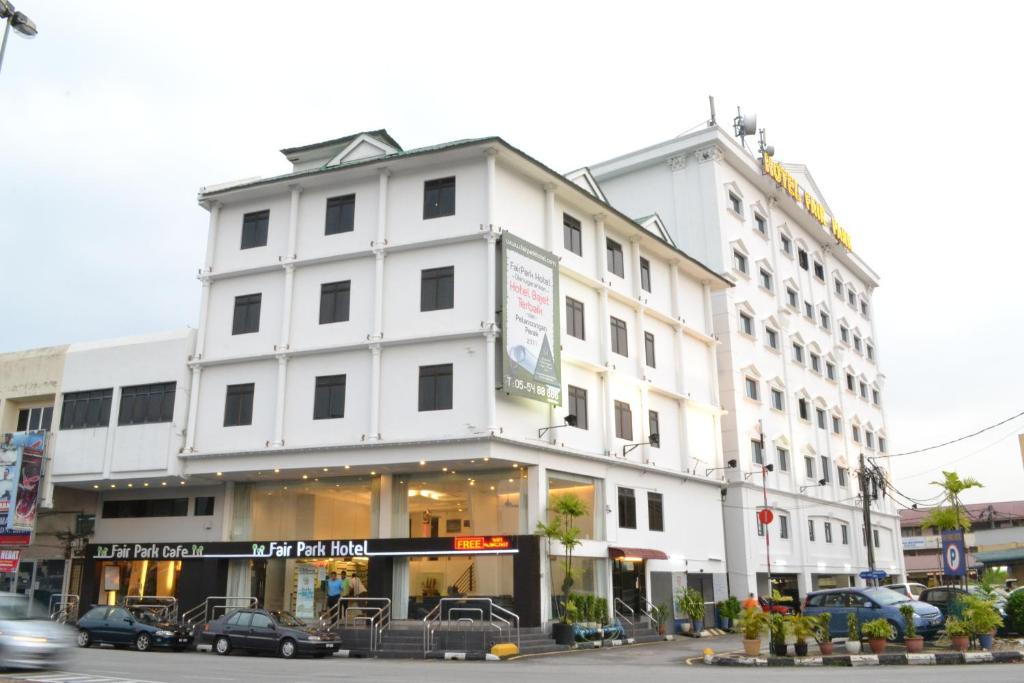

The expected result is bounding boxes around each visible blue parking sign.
[941,530,967,576]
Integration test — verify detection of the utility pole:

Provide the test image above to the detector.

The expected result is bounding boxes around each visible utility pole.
[859,453,876,585]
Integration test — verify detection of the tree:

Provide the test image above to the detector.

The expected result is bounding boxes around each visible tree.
[536,493,587,621]
[921,471,983,532]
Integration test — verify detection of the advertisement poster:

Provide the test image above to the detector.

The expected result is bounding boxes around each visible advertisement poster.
[295,566,317,620]
[500,233,561,406]
[0,431,47,541]
[0,548,20,574]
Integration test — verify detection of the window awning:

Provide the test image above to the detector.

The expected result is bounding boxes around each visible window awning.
[608,546,669,561]
[974,547,1024,564]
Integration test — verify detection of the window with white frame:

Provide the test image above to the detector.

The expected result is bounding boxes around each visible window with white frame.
[879,436,887,453]
[740,311,755,336]
[846,372,856,392]
[840,325,850,344]
[808,519,816,541]
[832,415,842,434]
[734,250,748,274]
[852,424,861,443]
[780,514,790,539]
[824,521,833,543]
[798,397,810,421]
[820,456,831,483]
[813,261,825,281]
[820,310,830,330]
[771,388,785,411]
[729,192,743,216]
[755,213,767,235]
[777,447,789,471]
[805,456,815,479]
[804,301,814,320]
[826,361,837,381]
[810,353,821,373]
[837,467,847,487]
[866,343,875,361]
[745,377,760,401]
[751,439,764,465]
[872,388,881,406]
[759,268,773,291]
[866,430,875,449]
[854,335,863,353]
[847,286,856,307]
[861,299,870,318]
[816,408,826,429]
[765,326,779,350]
[834,277,843,296]
[780,234,793,255]
[860,381,868,399]
[786,287,799,309]
[792,342,805,364]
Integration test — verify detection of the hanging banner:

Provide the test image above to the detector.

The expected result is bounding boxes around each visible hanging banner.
[500,233,561,406]
[294,566,317,620]
[0,431,46,542]
[0,548,20,573]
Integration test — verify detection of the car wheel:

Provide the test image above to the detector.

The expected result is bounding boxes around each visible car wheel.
[278,638,297,659]
[77,629,92,648]
[886,620,902,642]
[136,633,152,652]
[215,636,232,656]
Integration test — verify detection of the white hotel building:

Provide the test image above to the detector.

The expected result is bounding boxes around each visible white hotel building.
[38,130,735,629]
[590,125,905,600]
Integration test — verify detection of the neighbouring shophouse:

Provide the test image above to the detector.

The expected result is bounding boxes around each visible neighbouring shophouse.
[901,501,1024,587]
[589,122,906,603]
[38,130,735,628]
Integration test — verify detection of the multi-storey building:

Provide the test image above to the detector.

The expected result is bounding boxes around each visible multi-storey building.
[41,130,733,627]
[590,123,904,600]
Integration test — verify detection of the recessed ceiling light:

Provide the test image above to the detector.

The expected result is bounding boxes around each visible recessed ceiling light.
[110,484,116,488]
[144,482,149,487]
[370,471,377,476]
[274,468,280,473]
[490,486,496,491]
[161,482,167,486]
[128,483,133,488]
[92,485,99,489]
[442,467,448,472]
[512,463,518,468]
[180,481,186,485]
[483,457,489,462]
[419,460,426,466]
[508,478,514,483]
[344,465,351,470]
[216,472,223,476]
[302,475,308,480]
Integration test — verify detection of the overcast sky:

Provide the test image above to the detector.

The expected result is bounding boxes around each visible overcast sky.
[2,1,1022,504]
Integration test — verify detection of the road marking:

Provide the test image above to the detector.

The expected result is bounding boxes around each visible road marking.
[11,672,170,683]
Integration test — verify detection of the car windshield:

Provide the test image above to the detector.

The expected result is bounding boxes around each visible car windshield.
[0,593,30,620]
[131,609,160,624]
[865,588,907,605]
[271,611,305,628]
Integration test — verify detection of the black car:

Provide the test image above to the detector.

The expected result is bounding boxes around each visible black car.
[917,586,1009,633]
[201,608,341,658]
[76,605,193,652]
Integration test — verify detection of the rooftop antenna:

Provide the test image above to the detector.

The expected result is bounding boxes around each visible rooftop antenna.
[708,95,717,127]
[758,128,775,159]
[733,107,757,151]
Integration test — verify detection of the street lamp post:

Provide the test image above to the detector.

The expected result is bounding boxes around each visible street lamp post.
[0,1,38,75]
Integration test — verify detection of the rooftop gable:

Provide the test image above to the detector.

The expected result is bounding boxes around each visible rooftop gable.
[280,129,403,171]
[564,167,608,202]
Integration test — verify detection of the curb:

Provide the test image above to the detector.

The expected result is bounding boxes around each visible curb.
[709,650,1024,667]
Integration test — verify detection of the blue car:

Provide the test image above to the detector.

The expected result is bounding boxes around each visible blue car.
[803,587,943,640]
[76,605,193,652]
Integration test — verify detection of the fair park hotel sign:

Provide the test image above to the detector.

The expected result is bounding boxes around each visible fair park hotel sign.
[762,155,853,252]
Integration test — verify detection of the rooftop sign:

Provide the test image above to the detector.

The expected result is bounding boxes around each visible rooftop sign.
[762,155,853,252]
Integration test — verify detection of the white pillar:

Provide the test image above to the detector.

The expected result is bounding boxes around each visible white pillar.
[194,278,212,359]
[485,148,498,229]
[602,371,616,457]
[279,263,295,348]
[185,365,202,452]
[485,229,498,433]
[702,281,720,406]
[272,354,288,447]
[368,344,382,441]
[543,183,557,253]
[286,184,301,258]
[203,201,221,272]
[629,235,643,298]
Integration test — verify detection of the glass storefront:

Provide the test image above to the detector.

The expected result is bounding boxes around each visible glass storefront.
[547,471,601,540]
[397,469,526,539]
[94,559,183,606]
[406,554,514,619]
[232,478,372,541]
[246,556,369,620]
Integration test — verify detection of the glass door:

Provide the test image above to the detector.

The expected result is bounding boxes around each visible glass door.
[612,559,645,615]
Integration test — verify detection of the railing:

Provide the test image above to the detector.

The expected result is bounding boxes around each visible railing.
[181,596,259,633]
[613,598,636,641]
[422,598,519,657]
[123,595,179,622]
[637,595,659,630]
[48,594,79,624]
[319,597,392,653]
[453,564,475,595]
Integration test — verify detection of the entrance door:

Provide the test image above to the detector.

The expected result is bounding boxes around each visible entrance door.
[612,559,645,615]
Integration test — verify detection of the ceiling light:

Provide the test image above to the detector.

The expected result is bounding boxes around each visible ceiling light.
[490,485,496,491]
[144,483,149,487]
[92,485,99,489]
[180,481,186,485]
[442,467,448,472]
[370,471,376,476]
[508,478,514,483]
[419,460,426,466]
[302,475,308,480]
[128,483,133,488]
[110,484,116,488]
[483,457,489,462]
[344,465,350,470]
[274,468,280,473]
[216,472,223,476]
[323,468,328,472]
[161,482,167,486]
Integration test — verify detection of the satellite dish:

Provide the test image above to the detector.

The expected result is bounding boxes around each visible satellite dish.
[738,113,757,136]
[763,144,775,157]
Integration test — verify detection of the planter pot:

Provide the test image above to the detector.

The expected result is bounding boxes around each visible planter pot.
[742,638,762,656]
[772,641,788,656]
[673,618,686,634]
[657,624,666,636]
[679,620,692,634]
[904,635,924,653]
[978,632,995,650]
[845,639,861,654]
[819,641,834,655]
[552,622,575,645]
[718,616,731,630]
[868,638,886,655]
[794,641,809,657]
[950,635,969,652]
[691,619,704,634]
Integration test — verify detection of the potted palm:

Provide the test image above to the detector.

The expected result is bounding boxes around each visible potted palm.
[717,596,741,631]
[963,595,1003,650]
[738,606,769,656]
[814,612,833,655]
[899,603,923,653]
[788,614,814,656]
[677,588,705,634]
[861,618,892,655]
[652,603,669,636]
[845,612,861,654]
[536,493,586,645]
[768,612,789,656]
[944,616,970,652]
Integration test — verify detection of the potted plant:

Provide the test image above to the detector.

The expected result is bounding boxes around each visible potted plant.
[845,612,861,654]
[768,612,789,656]
[677,588,705,634]
[944,616,970,652]
[788,614,814,656]
[738,606,769,656]
[536,492,587,645]
[861,618,893,655]
[899,603,923,653]
[718,596,741,631]
[963,594,1003,650]
[652,603,669,636]
[813,612,833,655]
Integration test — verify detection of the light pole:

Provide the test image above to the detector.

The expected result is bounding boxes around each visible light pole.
[0,1,38,75]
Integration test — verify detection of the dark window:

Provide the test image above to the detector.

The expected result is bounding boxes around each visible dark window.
[102,498,188,519]
[420,266,454,311]
[644,332,656,368]
[640,257,652,292]
[232,294,262,335]
[241,210,269,249]
[313,374,346,420]
[734,250,748,274]
[757,518,765,537]
[838,467,847,487]
[825,521,833,543]
[813,261,825,281]
[832,415,842,434]
[780,515,790,539]
[16,409,28,431]
[781,234,792,254]
[760,268,773,290]
[766,327,779,349]
[808,519,816,542]
[777,447,789,471]
[751,439,764,465]
[648,492,664,531]
[194,497,216,516]
[17,406,52,432]
[83,607,109,620]
[319,281,351,324]
[816,408,826,429]
[798,397,809,421]
[563,214,582,256]
[223,383,254,427]
[606,239,624,277]
[648,410,660,448]
[618,487,637,529]
[847,373,856,391]
[566,297,585,340]
[798,248,809,270]
[567,385,588,430]
[610,317,628,356]
[755,214,767,234]
[805,456,815,479]
[841,524,849,544]
[423,177,456,219]
[826,362,837,380]
[325,194,355,235]
[418,364,453,411]
[614,401,632,441]
[728,192,743,215]
[740,312,754,335]
[60,389,113,430]
[118,382,176,426]
[873,528,880,548]
[821,456,831,483]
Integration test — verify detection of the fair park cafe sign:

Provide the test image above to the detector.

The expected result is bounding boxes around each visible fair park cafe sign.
[762,155,853,252]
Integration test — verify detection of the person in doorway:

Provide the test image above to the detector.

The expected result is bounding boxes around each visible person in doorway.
[742,593,758,611]
[325,572,343,615]
[348,573,366,597]
[339,570,351,598]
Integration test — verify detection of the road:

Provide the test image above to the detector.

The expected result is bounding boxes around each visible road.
[2,637,1022,683]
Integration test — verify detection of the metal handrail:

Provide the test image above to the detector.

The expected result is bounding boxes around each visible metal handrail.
[613,598,636,641]
[636,595,658,629]
[422,602,442,655]
[124,595,179,622]
[491,602,520,652]
[181,596,259,632]
[48,594,79,624]
[321,597,392,653]
[422,597,520,656]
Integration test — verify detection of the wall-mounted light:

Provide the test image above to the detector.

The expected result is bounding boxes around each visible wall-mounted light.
[537,414,577,438]
[622,433,659,457]
[705,459,738,477]
[744,463,774,480]
[800,478,828,493]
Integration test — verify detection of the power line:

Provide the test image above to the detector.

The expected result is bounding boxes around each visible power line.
[890,422,1023,480]
[882,409,1024,458]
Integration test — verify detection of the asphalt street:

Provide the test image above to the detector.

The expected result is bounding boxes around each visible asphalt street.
[2,637,1023,683]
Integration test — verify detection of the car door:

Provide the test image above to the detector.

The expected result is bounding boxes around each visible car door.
[824,592,852,637]
[922,589,948,617]
[246,612,278,653]
[222,610,253,648]
[106,607,135,645]
[851,592,879,626]
[82,606,112,643]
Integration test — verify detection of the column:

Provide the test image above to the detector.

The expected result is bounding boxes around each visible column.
[544,183,557,253]
[203,201,221,272]
[376,474,394,539]
[702,282,720,406]
[367,168,389,442]
[485,148,498,229]
[527,464,551,623]
[629,236,643,298]
[271,354,288,447]
[485,230,498,433]
[185,365,202,452]
[279,263,295,348]
[639,385,650,464]
[286,184,301,258]
[194,279,212,359]
[368,344,382,441]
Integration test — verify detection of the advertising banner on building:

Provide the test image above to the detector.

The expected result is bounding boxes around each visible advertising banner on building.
[0,548,20,573]
[0,431,47,544]
[500,233,561,406]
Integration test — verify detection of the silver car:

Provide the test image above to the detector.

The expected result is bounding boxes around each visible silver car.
[0,592,76,670]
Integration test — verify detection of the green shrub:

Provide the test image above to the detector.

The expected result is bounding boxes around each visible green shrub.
[1006,590,1024,635]
[944,615,970,637]
[738,606,770,640]
[847,611,859,639]
[861,618,894,640]
[768,612,789,645]
[899,603,917,639]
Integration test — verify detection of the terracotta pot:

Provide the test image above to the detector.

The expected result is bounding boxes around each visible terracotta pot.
[868,637,886,655]
[657,624,666,636]
[819,641,834,655]
[951,635,969,652]
[742,638,761,656]
[904,636,924,653]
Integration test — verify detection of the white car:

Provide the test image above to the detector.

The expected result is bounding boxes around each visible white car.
[0,592,75,671]
[885,582,928,600]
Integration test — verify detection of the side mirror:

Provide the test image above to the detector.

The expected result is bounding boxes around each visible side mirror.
[124,618,134,624]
